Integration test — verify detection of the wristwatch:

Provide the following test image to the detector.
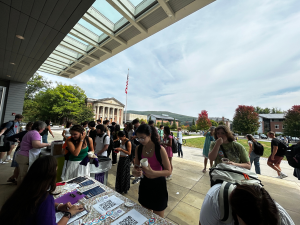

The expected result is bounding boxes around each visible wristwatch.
[63,212,72,219]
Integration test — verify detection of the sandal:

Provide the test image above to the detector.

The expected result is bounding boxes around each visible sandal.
[202,169,207,173]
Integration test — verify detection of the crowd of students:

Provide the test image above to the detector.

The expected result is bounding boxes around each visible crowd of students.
[0,115,296,224]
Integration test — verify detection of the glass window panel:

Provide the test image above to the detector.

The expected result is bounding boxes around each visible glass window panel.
[78,19,103,36]
[92,0,123,23]
[129,0,145,6]
[67,34,89,46]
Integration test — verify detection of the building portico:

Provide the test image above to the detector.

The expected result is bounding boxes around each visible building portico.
[86,98,125,124]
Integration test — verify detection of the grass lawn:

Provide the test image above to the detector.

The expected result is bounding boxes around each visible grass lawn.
[185,137,283,159]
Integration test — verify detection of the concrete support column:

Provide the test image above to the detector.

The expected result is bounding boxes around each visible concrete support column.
[103,106,106,120]
[120,109,123,125]
[95,105,98,119]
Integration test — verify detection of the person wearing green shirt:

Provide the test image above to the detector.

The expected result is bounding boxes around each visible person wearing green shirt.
[208,125,250,169]
[158,125,164,142]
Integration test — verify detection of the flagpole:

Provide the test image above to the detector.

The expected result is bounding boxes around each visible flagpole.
[125,68,129,124]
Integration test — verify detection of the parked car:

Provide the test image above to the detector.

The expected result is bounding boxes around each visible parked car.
[260,134,267,139]
[292,137,299,141]
[253,135,260,139]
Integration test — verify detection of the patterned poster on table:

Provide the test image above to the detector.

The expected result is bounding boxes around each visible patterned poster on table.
[92,195,124,215]
[111,209,148,225]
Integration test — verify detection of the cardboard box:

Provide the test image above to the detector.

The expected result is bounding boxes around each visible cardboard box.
[51,141,64,156]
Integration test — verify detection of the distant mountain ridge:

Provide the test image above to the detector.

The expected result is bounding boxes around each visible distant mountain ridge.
[126,110,197,123]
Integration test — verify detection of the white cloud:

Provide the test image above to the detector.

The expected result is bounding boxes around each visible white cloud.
[40,0,300,120]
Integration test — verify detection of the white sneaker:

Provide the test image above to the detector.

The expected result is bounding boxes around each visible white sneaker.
[275,175,282,179]
[0,161,9,164]
[280,172,288,179]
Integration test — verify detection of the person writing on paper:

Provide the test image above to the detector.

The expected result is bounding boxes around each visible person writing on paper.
[208,125,250,169]
[16,121,51,185]
[0,156,84,225]
[132,124,171,218]
[64,125,93,180]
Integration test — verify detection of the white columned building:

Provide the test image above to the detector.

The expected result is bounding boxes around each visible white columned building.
[86,98,125,125]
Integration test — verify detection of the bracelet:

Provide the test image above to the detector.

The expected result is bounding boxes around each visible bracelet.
[56,203,63,211]
[80,139,84,142]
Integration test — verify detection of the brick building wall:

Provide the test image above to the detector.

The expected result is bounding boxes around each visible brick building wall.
[270,121,284,133]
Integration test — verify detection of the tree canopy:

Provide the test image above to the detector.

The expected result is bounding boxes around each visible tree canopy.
[23,75,94,124]
[254,106,284,114]
[232,105,260,134]
[196,110,211,130]
[283,105,300,138]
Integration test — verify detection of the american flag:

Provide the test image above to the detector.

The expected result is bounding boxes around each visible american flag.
[125,71,129,94]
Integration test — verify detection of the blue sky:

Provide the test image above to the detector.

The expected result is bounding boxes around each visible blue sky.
[39,0,300,119]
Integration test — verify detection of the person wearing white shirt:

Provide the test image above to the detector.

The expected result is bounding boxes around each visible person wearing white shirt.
[94,125,110,157]
[199,184,295,225]
[177,128,183,157]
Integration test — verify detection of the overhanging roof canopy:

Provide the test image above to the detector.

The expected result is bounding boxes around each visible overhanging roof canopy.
[38,0,215,79]
[0,0,96,83]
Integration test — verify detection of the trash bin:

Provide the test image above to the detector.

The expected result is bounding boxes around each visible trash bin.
[90,156,112,185]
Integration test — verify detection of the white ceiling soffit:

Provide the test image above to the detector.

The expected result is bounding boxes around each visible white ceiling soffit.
[38,0,215,78]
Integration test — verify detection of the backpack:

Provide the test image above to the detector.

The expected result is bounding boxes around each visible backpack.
[209,163,263,223]
[0,121,14,136]
[278,139,288,154]
[252,141,264,156]
[285,144,300,169]
[138,142,163,169]
[171,135,178,153]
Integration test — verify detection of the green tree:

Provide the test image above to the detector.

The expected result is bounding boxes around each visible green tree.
[73,104,95,124]
[210,120,218,127]
[218,121,225,126]
[283,105,300,138]
[23,73,52,121]
[34,84,87,123]
[188,125,197,132]
[171,118,178,129]
[149,116,152,121]
[192,119,195,126]
[25,73,52,100]
[156,121,161,127]
[164,122,170,127]
[232,105,260,134]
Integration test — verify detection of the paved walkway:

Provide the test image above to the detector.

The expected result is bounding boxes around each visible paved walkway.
[0,131,299,224]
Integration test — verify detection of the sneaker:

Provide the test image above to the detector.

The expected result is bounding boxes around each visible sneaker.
[132,178,140,184]
[130,175,135,179]
[0,161,9,164]
[112,164,117,166]
[4,159,11,162]
[275,175,282,179]
[280,172,288,179]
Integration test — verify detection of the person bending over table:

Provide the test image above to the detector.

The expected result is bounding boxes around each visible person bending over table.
[16,121,51,185]
[0,156,84,225]
[132,124,171,218]
[208,125,251,169]
[64,125,94,180]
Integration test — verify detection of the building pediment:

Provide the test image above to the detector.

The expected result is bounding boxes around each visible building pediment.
[86,97,125,107]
